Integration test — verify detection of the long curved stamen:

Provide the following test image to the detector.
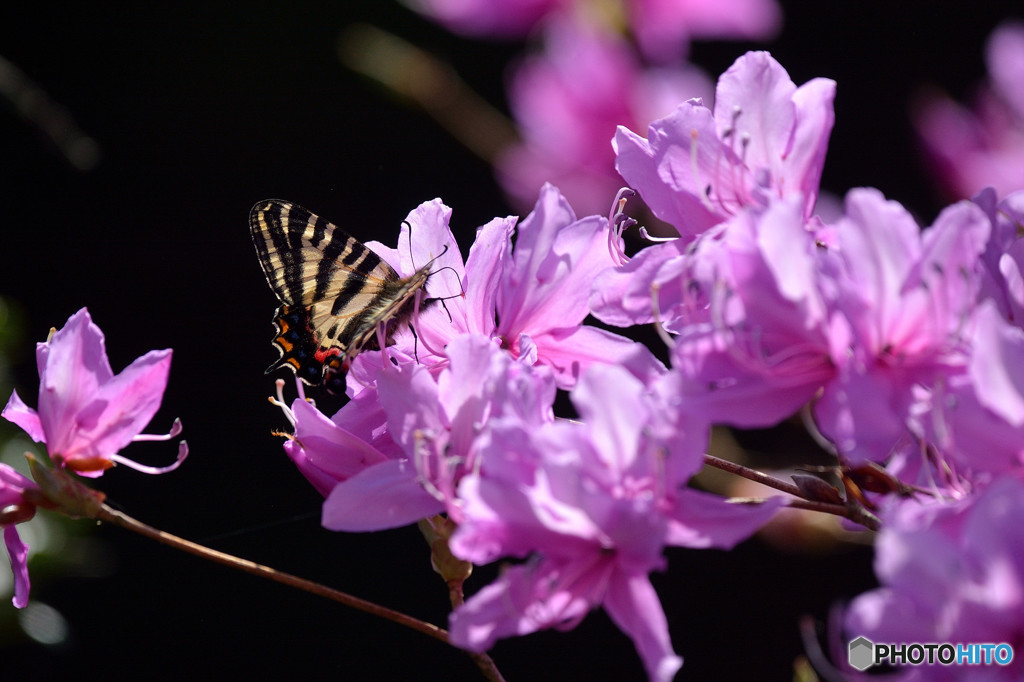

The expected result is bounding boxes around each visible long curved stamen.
[110,439,188,474]
[637,226,679,242]
[131,418,183,441]
[267,378,297,427]
[606,188,636,266]
[650,282,677,350]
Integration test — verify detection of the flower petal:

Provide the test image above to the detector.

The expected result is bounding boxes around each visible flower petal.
[4,525,30,608]
[603,572,682,682]
[665,489,782,548]
[1,389,45,444]
[67,348,172,459]
[321,459,443,532]
[36,308,113,454]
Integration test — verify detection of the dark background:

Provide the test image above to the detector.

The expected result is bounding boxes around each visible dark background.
[0,2,1019,680]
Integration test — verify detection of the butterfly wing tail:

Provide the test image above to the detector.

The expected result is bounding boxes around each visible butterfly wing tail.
[267,304,327,386]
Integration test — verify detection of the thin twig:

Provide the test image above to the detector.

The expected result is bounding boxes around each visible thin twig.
[97,504,508,681]
[702,453,881,531]
[96,504,447,643]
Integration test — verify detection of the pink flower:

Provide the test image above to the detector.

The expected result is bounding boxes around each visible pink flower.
[322,334,555,532]
[845,477,1024,679]
[642,195,840,428]
[915,22,1024,200]
[614,50,835,241]
[353,186,664,390]
[281,385,403,498]
[497,17,713,216]
[448,364,779,680]
[2,308,185,476]
[814,189,991,463]
[0,464,38,608]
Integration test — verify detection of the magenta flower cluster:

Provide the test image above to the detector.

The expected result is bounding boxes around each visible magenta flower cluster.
[4,20,1024,681]
[270,48,1024,679]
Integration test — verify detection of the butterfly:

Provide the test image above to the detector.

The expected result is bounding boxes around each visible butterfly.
[249,199,434,393]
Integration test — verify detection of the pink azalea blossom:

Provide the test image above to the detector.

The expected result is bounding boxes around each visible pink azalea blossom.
[635,195,841,427]
[921,301,1024,478]
[448,364,780,680]
[2,308,186,477]
[322,334,555,532]
[497,17,713,216]
[915,22,1024,200]
[0,464,38,608]
[844,477,1024,679]
[280,384,403,498]
[814,189,991,463]
[350,185,664,391]
[613,50,835,241]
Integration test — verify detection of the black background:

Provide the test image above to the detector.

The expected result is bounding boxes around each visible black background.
[0,2,1019,680]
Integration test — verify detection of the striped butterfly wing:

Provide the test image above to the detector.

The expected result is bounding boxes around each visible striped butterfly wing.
[249,199,430,391]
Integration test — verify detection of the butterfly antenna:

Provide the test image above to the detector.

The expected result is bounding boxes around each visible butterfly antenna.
[409,319,421,363]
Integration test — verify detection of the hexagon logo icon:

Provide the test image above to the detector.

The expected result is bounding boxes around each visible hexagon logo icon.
[848,636,875,671]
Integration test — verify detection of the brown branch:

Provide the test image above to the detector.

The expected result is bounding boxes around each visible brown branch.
[702,453,881,531]
[96,504,447,642]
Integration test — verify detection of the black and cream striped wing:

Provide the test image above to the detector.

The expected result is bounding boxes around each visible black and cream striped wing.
[249,199,403,385]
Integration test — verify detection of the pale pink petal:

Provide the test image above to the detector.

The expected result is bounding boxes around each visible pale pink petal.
[406,0,558,38]
[4,525,30,608]
[713,51,798,178]
[969,302,1024,427]
[321,459,443,532]
[499,208,613,333]
[448,558,606,652]
[613,105,725,238]
[786,77,837,215]
[814,367,907,463]
[630,0,781,62]
[462,216,516,336]
[603,572,682,682]
[533,324,665,388]
[291,397,391,481]
[1,390,45,444]
[590,241,687,327]
[665,489,782,548]
[571,364,647,474]
[36,308,113,454]
[69,348,172,458]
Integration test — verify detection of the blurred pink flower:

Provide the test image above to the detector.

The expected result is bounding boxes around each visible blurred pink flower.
[628,0,781,62]
[497,17,713,216]
[406,0,781,62]
[915,22,1024,199]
